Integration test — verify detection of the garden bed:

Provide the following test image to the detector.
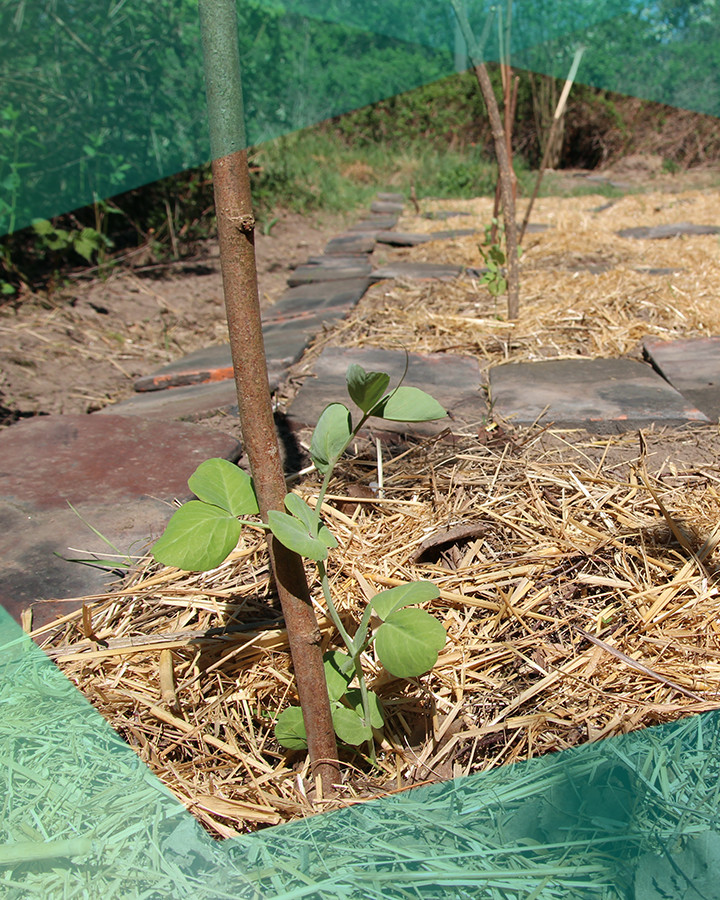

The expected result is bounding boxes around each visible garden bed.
[30,176,720,838]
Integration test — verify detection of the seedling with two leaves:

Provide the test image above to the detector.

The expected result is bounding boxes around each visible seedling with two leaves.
[152,363,448,760]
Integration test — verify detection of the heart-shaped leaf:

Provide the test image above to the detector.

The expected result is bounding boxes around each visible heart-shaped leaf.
[284,492,317,534]
[374,607,446,678]
[345,688,384,729]
[310,403,352,474]
[323,651,354,701]
[375,386,447,423]
[318,523,338,550]
[275,706,307,750]
[346,364,390,413]
[152,501,242,571]
[268,510,328,561]
[331,704,371,745]
[373,581,440,621]
[188,458,258,516]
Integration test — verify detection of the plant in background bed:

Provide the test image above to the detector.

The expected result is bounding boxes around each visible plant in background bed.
[152,364,448,762]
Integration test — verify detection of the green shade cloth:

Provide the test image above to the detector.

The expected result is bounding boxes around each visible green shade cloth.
[1,0,718,235]
[2,604,719,898]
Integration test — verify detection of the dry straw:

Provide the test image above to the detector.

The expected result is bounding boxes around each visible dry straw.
[37,187,720,838]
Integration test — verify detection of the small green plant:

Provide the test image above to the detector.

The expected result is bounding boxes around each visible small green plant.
[31,218,111,264]
[478,217,522,300]
[152,364,448,760]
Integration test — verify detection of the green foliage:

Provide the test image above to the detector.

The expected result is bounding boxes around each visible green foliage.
[151,364,448,759]
[274,706,308,751]
[152,502,243,572]
[479,242,508,297]
[188,459,258,517]
[267,494,337,563]
[309,403,353,475]
[378,386,447,422]
[372,581,440,619]
[153,461,257,571]
[31,219,110,264]
[346,364,390,413]
[374,607,447,678]
[477,217,524,300]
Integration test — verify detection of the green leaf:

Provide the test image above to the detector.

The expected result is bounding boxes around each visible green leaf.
[188,459,259,516]
[346,364,390,413]
[72,228,104,262]
[318,523,338,550]
[331,704,371,745]
[373,581,440,621]
[323,651,354,701]
[283,493,337,550]
[375,386,447,422]
[268,510,328,561]
[310,403,352,474]
[284,492,317,533]
[152,501,241,571]
[44,233,71,251]
[72,235,97,262]
[346,688,384,729]
[275,706,307,750]
[374,608,446,678]
[32,218,54,236]
[488,245,505,265]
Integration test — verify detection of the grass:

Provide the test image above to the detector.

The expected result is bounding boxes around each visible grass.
[247,126,637,231]
[249,128,502,222]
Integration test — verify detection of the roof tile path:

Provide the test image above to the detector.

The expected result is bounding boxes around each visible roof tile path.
[644,336,720,422]
[489,358,709,431]
[0,415,242,626]
[287,346,488,439]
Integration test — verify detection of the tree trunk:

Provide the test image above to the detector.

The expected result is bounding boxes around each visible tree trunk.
[473,62,520,320]
[449,0,520,320]
[198,0,339,794]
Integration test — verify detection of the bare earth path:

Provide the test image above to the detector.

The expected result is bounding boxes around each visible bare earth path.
[0,209,350,423]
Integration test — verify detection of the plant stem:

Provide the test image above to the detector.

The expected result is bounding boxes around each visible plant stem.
[519,47,584,244]
[318,562,376,763]
[198,0,339,794]
[317,562,355,652]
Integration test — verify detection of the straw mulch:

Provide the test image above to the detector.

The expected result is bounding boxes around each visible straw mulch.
[37,186,720,839]
[298,189,720,372]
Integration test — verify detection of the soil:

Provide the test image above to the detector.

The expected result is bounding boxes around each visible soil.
[0,209,351,425]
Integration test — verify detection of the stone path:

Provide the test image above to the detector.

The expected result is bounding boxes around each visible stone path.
[489,357,709,431]
[0,416,241,625]
[1,192,719,627]
[287,347,488,440]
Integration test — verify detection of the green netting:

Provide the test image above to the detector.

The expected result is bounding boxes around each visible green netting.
[2,604,720,898]
[1,1,718,236]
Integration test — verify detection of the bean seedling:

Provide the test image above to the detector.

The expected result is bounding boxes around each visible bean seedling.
[152,363,448,761]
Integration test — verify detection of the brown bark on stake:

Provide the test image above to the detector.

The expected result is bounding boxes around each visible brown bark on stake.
[450,0,520,320]
[474,62,520,320]
[198,0,339,793]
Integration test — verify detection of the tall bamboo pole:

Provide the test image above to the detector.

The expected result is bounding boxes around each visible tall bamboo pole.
[198,0,339,793]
